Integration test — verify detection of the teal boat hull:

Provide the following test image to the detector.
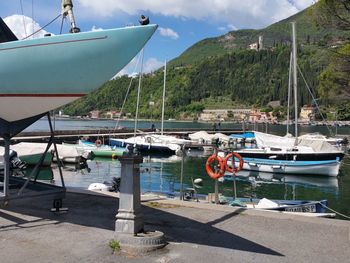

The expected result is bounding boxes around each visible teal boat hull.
[0,25,157,122]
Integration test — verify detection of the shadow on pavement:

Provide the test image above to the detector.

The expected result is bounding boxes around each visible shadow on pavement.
[0,192,283,257]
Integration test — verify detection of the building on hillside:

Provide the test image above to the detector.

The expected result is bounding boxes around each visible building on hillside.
[248,109,277,123]
[106,111,121,119]
[89,110,101,119]
[248,35,263,51]
[199,109,251,121]
[300,105,314,121]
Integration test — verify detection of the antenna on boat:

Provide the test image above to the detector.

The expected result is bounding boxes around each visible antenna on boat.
[292,22,298,145]
[61,0,80,33]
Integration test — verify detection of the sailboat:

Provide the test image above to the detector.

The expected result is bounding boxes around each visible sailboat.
[234,22,344,177]
[110,60,192,155]
[0,1,157,123]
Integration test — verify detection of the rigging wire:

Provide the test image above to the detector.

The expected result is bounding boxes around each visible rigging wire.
[23,13,62,40]
[19,0,27,38]
[296,64,334,136]
[31,0,34,39]
[112,53,142,132]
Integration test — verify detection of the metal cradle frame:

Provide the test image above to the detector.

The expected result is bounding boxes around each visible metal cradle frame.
[0,112,65,207]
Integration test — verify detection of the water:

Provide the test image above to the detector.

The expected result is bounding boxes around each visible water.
[26,119,350,220]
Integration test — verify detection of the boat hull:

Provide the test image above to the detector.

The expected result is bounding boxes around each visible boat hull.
[109,138,178,155]
[0,25,157,122]
[234,158,341,177]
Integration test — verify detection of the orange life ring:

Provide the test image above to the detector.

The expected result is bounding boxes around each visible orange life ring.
[224,152,244,173]
[205,154,225,179]
[95,139,102,147]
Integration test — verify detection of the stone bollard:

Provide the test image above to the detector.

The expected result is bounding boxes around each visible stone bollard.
[114,153,166,253]
[115,154,144,234]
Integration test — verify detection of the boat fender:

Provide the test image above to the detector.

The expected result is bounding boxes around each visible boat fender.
[95,139,102,147]
[205,155,225,179]
[224,152,244,173]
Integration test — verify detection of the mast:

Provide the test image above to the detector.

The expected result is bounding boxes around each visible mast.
[286,52,293,135]
[161,60,167,135]
[292,22,298,145]
[134,49,145,136]
[61,0,80,33]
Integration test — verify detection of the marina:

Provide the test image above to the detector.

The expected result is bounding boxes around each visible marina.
[1,0,350,261]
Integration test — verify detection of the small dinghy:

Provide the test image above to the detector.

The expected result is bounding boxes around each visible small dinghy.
[230,198,335,217]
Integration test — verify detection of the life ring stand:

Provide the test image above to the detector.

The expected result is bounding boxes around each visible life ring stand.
[224,152,244,173]
[95,139,102,147]
[205,154,225,179]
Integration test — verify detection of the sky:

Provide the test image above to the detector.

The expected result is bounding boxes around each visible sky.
[2,0,317,75]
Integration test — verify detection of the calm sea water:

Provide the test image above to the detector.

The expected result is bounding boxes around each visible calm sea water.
[29,119,349,220]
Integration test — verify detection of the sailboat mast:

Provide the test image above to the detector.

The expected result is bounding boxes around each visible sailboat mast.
[286,52,292,135]
[61,0,80,33]
[161,60,167,135]
[292,22,298,144]
[134,49,145,136]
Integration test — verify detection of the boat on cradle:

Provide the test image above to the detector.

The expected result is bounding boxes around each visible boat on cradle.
[76,140,127,158]
[229,198,335,218]
[0,17,157,123]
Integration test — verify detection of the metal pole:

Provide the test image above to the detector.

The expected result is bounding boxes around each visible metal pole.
[47,113,65,187]
[292,22,298,144]
[134,48,145,137]
[286,52,293,135]
[3,137,11,197]
[214,180,219,204]
[161,60,166,135]
[180,147,184,200]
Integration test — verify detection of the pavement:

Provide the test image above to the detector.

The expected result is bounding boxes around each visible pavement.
[0,189,349,263]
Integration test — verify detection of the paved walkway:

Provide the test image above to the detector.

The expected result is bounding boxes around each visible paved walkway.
[0,190,349,263]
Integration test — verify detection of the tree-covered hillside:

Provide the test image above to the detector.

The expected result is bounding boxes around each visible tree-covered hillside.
[63,1,350,120]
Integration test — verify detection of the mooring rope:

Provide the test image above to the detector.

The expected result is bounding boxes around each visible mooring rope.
[318,202,350,220]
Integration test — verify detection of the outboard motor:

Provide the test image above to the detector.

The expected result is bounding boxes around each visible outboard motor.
[9,150,27,170]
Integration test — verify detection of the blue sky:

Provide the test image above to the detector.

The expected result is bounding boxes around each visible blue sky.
[2,0,317,75]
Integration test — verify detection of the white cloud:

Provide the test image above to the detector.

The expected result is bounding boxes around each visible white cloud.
[143,57,164,73]
[116,56,163,77]
[218,24,238,32]
[4,15,51,39]
[158,27,179,40]
[91,25,104,31]
[76,0,315,29]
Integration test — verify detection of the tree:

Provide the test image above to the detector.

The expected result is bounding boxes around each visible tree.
[317,0,350,30]
[316,0,350,103]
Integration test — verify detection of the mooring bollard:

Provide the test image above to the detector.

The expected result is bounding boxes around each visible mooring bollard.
[114,152,166,253]
[115,154,144,234]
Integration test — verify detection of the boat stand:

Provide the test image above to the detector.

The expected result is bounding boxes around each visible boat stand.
[0,112,66,210]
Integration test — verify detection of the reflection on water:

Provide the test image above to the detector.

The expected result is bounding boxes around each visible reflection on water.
[47,152,350,220]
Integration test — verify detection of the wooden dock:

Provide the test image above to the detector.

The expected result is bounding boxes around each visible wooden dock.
[5,128,245,144]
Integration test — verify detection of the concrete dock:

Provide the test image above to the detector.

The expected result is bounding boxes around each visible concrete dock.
[0,189,349,263]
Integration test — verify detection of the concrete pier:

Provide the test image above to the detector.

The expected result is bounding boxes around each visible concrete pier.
[0,190,349,262]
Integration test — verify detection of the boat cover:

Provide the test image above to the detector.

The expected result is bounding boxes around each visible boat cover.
[254,131,340,153]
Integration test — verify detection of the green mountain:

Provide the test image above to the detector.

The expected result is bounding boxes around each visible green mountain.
[64,2,350,120]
